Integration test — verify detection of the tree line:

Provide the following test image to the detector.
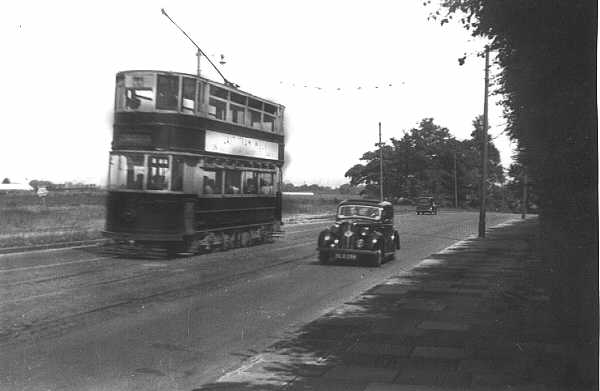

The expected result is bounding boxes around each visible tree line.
[431,0,597,385]
[344,117,529,211]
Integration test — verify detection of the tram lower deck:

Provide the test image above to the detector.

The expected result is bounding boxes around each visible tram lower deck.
[104,191,282,255]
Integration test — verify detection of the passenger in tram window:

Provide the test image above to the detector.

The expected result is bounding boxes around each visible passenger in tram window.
[204,178,215,194]
[134,174,144,189]
[226,185,240,194]
[259,174,273,194]
[245,178,257,194]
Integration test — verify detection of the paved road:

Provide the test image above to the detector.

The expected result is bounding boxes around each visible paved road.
[0,211,516,391]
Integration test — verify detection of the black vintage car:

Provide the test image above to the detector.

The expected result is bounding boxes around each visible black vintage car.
[317,199,400,267]
[415,196,437,215]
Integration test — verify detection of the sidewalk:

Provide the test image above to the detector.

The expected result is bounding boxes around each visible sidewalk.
[198,217,575,391]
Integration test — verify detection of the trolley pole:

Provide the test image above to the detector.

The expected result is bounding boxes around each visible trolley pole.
[196,50,201,77]
[379,122,384,202]
[478,46,490,238]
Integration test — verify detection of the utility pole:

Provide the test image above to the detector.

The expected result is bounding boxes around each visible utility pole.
[379,122,384,202]
[478,46,490,238]
[521,172,528,219]
[454,152,458,208]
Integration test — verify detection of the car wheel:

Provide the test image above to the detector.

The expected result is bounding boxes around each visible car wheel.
[318,251,330,264]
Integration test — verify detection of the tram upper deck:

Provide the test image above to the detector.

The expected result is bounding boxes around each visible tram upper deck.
[114,70,284,136]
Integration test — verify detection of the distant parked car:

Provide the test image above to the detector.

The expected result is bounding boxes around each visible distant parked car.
[316,199,400,267]
[416,197,437,215]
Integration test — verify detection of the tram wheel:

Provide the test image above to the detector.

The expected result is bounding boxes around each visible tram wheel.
[240,231,251,247]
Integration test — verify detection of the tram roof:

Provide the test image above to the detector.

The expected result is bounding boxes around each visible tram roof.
[116,69,284,109]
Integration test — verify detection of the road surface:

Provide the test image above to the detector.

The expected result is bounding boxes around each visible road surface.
[0,210,516,390]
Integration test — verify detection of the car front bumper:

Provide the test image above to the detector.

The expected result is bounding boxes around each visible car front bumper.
[316,247,379,255]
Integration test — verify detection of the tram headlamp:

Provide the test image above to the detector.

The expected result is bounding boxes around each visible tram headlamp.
[121,209,136,223]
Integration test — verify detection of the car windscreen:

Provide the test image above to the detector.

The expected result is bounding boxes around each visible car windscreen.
[337,205,381,219]
[417,198,433,205]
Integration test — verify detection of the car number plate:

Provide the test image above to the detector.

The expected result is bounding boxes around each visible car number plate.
[335,253,357,260]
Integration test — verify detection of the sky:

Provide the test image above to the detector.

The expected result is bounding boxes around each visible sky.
[1,0,513,187]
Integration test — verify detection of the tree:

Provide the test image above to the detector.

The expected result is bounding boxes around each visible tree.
[345,117,506,207]
[1,178,9,184]
[434,0,597,385]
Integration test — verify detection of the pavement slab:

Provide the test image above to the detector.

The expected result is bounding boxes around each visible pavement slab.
[417,321,471,331]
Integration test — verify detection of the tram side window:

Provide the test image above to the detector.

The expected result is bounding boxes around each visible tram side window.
[258,172,274,195]
[147,156,170,190]
[263,114,275,132]
[201,169,222,194]
[209,85,228,99]
[224,170,241,194]
[249,110,261,129]
[109,154,145,189]
[156,75,179,110]
[229,104,245,124]
[208,98,227,120]
[181,77,196,113]
[242,171,258,194]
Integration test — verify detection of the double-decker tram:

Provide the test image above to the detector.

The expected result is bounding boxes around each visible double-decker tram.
[104,70,285,257]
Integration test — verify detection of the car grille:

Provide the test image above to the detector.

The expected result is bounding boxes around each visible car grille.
[340,222,355,249]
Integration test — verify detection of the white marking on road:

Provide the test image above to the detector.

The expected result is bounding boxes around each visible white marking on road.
[0,256,109,274]
[0,289,66,305]
[0,242,103,258]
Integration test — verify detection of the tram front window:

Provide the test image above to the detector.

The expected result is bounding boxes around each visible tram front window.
[120,73,155,111]
[108,154,145,189]
[181,77,196,113]
[147,156,170,190]
[156,75,179,110]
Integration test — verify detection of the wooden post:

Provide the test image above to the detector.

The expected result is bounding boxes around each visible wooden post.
[379,122,383,202]
[478,46,490,238]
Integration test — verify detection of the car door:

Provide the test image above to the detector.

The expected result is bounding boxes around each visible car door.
[380,207,395,252]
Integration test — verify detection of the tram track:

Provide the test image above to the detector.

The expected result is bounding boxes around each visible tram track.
[0,238,318,347]
[4,239,316,304]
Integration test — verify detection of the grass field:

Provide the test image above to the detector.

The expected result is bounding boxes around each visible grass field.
[0,191,345,248]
